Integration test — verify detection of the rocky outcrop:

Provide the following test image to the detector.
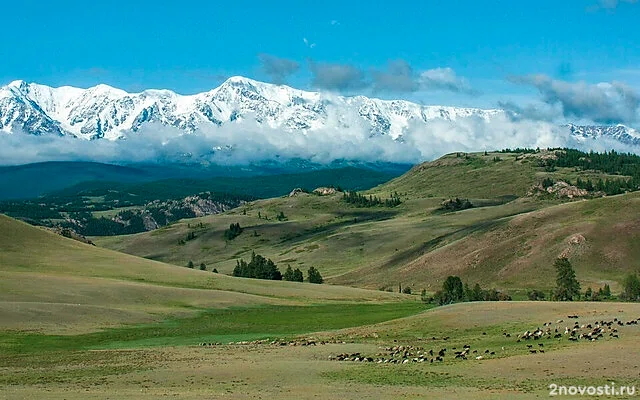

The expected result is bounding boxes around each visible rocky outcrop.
[528,181,594,199]
[288,188,306,197]
[312,187,337,196]
[45,226,95,246]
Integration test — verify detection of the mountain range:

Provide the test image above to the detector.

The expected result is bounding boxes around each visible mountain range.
[1,76,640,149]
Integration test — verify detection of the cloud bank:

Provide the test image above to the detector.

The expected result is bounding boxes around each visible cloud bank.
[509,74,640,125]
[2,112,633,167]
[305,58,476,95]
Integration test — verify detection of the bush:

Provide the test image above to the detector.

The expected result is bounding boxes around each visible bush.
[440,198,473,212]
[283,266,304,282]
[402,286,412,294]
[307,267,324,284]
[224,223,243,240]
[527,289,546,301]
[199,263,207,271]
[187,260,194,269]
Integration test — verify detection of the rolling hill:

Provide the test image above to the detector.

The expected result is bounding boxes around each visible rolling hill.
[95,149,640,296]
[0,214,407,334]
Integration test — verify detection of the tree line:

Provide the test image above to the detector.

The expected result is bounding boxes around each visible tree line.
[424,276,511,305]
[542,176,636,196]
[342,191,401,207]
[418,258,640,305]
[232,252,323,283]
[532,257,639,302]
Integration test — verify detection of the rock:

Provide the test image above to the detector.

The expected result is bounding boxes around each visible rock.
[45,227,95,246]
[528,180,593,199]
[568,234,586,245]
[312,187,337,196]
[288,188,306,197]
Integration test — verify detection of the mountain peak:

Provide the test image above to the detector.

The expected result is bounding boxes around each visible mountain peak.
[86,83,127,97]
[223,76,260,85]
[1,77,637,153]
[7,80,28,91]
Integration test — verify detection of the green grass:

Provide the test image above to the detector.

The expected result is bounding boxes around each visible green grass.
[94,151,640,296]
[0,302,427,354]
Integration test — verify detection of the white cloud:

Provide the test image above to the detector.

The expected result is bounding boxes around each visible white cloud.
[371,61,476,94]
[509,74,640,125]
[303,38,316,49]
[2,112,637,167]
[419,67,475,94]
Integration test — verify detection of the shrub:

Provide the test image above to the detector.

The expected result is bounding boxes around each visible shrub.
[307,267,324,284]
[224,223,243,240]
[527,289,546,301]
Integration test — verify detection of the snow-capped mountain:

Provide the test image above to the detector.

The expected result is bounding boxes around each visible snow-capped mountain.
[1,77,638,154]
[0,77,502,141]
[567,124,640,147]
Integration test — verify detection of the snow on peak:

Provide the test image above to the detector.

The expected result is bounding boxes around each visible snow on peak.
[8,80,27,89]
[0,76,636,151]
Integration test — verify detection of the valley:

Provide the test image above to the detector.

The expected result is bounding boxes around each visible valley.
[4,3,640,398]
[95,149,640,296]
[2,148,640,399]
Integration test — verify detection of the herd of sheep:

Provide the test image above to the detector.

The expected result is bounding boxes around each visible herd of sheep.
[195,314,640,365]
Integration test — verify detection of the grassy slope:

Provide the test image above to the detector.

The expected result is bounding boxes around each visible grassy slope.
[336,192,640,293]
[3,300,639,399]
[0,214,407,334]
[96,151,640,295]
[374,151,538,200]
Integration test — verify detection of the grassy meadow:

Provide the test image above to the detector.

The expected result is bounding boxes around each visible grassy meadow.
[3,150,640,398]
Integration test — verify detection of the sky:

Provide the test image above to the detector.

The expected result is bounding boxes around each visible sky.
[1,0,638,110]
[1,0,640,166]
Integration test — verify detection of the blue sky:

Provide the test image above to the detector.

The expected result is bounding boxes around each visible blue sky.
[1,0,639,115]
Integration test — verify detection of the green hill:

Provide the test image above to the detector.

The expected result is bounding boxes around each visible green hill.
[95,149,640,296]
[0,214,406,334]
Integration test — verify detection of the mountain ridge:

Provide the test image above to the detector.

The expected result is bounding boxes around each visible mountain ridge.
[2,76,639,153]
[0,76,511,140]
